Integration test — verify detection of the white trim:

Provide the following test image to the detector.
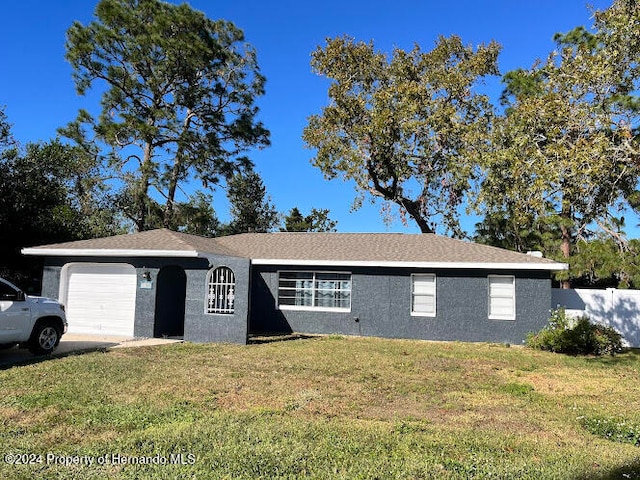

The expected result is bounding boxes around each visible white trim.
[279,305,351,313]
[488,275,516,321]
[21,248,568,271]
[253,259,567,271]
[22,248,201,258]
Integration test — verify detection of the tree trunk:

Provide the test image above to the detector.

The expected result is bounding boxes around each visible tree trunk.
[136,140,154,232]
[164,112,193,228]
[164,162,181,228]
[402,199,435,234]
[559,226,571,289]
[559,201,572,289]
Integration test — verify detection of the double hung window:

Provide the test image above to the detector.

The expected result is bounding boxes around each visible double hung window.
[488,275,516,320]
[411,274,436,316]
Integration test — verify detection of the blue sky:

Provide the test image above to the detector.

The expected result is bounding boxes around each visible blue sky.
[0,0,618,235]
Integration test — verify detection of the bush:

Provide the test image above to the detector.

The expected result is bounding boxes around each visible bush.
[526,308,623,356]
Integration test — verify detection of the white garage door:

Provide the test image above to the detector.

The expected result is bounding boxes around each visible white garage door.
[63,263,137,337]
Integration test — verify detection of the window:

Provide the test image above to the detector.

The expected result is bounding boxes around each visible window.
[488,275,515,320]
[278,271,351,311]
[206,267,235,314]
[0,280,21,301]
[412,274,436,317]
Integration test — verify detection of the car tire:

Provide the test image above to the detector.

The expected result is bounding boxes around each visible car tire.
[0,343,17,350]
[28,322,60,355]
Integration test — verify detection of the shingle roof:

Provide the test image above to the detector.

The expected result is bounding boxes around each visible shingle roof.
[216,232,559,266]
[22,228,566,270]
[22,228,237,257]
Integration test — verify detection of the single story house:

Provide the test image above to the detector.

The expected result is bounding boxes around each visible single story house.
[22,229,567,344]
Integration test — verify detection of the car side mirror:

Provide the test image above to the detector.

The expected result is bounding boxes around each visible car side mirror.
[15,291,25,302]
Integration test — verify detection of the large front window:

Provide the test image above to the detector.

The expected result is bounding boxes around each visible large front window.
[278,271,351,311]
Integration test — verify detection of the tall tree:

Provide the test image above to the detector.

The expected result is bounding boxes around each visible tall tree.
[475,0,640,287]
[64,0,269,231]
[220,170,278,235]
[0,107,11,148]
[172,192,220,237]
[112,189,221,236]
[303,35,500,235]
[473,210,555,254]
[0,109,122,289]
[570,237,640,289]
[281,207,338,232]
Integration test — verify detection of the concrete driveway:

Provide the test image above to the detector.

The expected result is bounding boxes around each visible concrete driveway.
[0,334,183,368]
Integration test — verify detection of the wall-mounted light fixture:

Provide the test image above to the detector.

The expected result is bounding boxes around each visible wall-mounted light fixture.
[139,268,153,290]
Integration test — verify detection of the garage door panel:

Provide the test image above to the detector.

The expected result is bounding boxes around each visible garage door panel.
[64,264,137,337]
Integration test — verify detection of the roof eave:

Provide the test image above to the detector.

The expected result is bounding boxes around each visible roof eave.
[21,248,202,258]
[251,258,568,271]
[20,248,569,271]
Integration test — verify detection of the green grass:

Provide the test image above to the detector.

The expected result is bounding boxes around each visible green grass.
[1,336,640,478]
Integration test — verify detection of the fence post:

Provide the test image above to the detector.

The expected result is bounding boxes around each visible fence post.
[606,287,616,327]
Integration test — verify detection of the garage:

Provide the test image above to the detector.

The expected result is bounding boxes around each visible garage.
[61,263,137,337]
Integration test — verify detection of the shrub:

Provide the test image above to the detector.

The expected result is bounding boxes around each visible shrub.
[526,308,623,356]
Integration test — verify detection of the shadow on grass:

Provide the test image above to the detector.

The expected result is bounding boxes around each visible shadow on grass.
[583,348,640,367]
[577,458,640,480]
[248,333,320,345]
[0,342,118,371]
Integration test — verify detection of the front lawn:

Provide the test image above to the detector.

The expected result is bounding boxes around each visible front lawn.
[1,336,639,479]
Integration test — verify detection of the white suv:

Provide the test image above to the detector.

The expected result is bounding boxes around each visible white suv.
[0,277,68,355]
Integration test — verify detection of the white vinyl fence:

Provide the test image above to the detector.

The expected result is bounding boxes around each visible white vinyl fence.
[552,288,640,348]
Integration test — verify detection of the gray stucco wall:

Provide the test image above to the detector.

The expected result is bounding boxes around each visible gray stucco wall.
[183,255,250,344]
[41,255,250,344]
[40,255,552,345]
[249,266,551,345]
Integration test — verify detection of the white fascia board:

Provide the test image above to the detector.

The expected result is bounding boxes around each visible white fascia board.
[251,258,568,271]
[21,248,201,258]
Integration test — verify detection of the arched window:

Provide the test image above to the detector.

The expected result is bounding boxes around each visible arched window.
[206,267,235,314]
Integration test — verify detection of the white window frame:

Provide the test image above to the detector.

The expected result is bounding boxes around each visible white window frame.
[411,274,436,317]
[488,275,516,320]
[277,271,352,312]
[206,266,235,315]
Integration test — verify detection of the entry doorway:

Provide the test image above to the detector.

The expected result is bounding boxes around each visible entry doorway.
[154,266,186,338]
